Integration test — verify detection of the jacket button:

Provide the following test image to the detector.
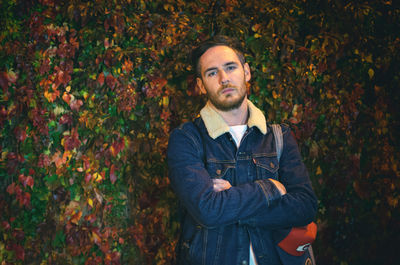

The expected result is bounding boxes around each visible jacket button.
[242,260,248,265]
[216,169,221,175]
[270,162,275,168]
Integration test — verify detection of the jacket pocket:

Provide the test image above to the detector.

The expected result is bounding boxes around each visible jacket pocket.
[205,159,235,181]
[179,227,203,265]
[253,155,279,179]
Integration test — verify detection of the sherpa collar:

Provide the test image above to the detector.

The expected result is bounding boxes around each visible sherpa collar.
[199,99,267,139]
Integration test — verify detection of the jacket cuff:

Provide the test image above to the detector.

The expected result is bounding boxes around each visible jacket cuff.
[255,179,282,206]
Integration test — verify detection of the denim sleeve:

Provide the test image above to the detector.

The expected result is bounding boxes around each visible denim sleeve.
[167,125,283,229]
[240,126,318,229]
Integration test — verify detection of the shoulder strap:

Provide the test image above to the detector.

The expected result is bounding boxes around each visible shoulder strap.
[271,124,283,162]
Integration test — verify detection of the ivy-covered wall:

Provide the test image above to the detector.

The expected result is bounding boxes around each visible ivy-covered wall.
[1,0,399,264]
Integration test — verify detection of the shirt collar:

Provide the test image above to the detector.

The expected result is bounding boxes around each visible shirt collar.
[199,99,267,139]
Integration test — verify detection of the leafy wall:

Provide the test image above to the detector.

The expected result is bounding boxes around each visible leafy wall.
[1,0,399,264]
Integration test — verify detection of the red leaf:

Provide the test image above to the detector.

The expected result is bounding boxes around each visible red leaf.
[17,192,31,207]
[14,127,27,142]
[110,164,117,184]
[85,173,92,183]
[64,128,81,151]
[1,221,10,230]
[69,99,83,111]
[110,138,124,157]
[26,176,34,189]
[146,76,167,97]
[59,114,73,125]
[7,182,16,195]
[0,71,9,90]
[18,174,27,187]
[38,153,51,168]
[13,244,25,261]
[97,72,105,86]
[106,74,117,89]
[85,214,97,223]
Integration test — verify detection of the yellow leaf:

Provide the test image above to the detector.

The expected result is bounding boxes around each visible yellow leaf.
[316,166,322,175]
[44,91,52,102]
[94,172,103,182]
[88,198,93,207]
[70,210,82,225]
[162,96,169,107]
[92,231,101,245]
[365,54,373,63]
[368,68,374,79]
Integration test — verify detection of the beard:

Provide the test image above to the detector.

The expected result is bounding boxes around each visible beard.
[208,83,247,112]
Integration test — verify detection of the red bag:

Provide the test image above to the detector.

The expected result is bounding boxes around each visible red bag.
[277,222,317,256]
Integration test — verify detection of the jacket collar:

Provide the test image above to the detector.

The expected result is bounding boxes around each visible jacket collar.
[200,99,267,139]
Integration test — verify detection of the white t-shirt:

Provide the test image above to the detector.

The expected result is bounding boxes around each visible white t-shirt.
[229,125,258,265]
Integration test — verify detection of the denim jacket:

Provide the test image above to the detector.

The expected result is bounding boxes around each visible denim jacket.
[167,100,317,265]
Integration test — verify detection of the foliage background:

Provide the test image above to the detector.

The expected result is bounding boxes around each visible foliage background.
[1,0,399,264]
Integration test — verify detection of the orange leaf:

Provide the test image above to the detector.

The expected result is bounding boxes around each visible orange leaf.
[6,182,16,195]
[97,72,105,86]
[70,210,82,225]
[110,164,117,184]
[62,92,71,104]
[92,230,101,246]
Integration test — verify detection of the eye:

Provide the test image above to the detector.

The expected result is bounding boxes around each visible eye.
[206,70,217,77]
[226,65,237,72]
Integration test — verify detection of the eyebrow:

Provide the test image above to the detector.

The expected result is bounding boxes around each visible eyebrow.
[203,61,239,76]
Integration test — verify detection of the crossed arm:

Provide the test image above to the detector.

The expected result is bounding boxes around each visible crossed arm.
[167,125,317,229]
[213,178,287,195]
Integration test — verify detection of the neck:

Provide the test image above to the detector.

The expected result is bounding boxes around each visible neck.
[212,98,249,126]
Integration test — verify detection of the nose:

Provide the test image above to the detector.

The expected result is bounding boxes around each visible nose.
[218,70,229,85]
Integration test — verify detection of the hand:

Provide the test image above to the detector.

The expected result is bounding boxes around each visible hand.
[213,178,232,192]
[268,178,287,195]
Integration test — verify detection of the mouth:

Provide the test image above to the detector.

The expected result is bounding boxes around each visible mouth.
[220,87,236,95]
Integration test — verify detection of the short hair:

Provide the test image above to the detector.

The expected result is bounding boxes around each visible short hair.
[191,35,245,77]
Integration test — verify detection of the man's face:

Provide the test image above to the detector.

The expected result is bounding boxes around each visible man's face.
[196,45,251,112]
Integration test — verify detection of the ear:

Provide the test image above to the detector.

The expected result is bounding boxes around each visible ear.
[244,63,251,82]
[196,77,207,95]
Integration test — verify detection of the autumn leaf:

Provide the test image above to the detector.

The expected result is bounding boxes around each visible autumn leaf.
[59,113,73,125]
[63,128,81,151]
[6,69,18,83]
[110,164,117,184]
[70,210,82,225]
[12,244,25,261]
[44,89,60,102]
[69,99,83,111]
[0,71,9,90]
[97,72,105,86]
[6,182,17,195]
[85,173,92,183]
[18,174,34,189]
[62,92,72,104]
[1,221,11,230]
[106,74,117,89]
[92,230,102,246]
[17,192,31,207]
[51,150,69,168]
[110,138,124,157]
[14,126,27,142]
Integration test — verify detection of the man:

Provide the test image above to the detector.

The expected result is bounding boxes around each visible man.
[167,35,317,265]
